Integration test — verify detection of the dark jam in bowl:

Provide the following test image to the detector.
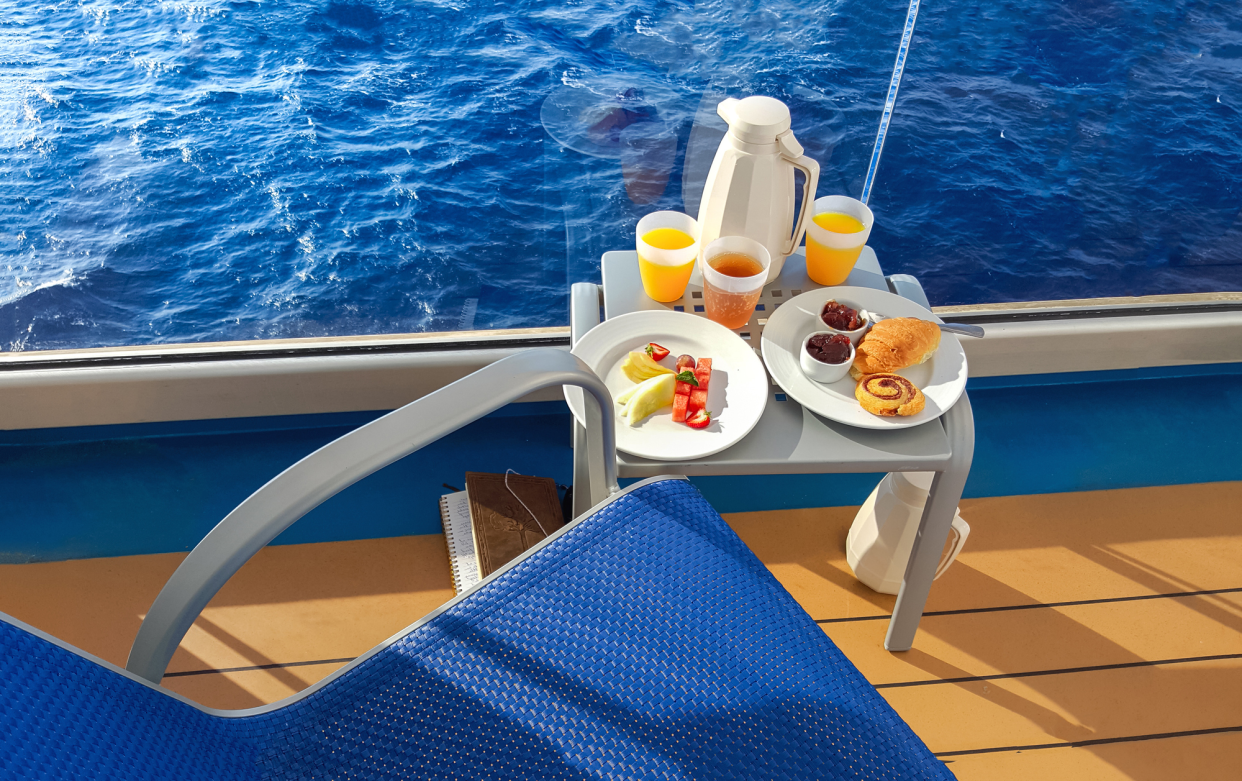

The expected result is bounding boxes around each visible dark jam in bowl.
[821,301,863,331]
[806,333,852,365]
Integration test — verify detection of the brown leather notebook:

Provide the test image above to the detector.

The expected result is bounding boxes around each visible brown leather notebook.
[465,472,565,579]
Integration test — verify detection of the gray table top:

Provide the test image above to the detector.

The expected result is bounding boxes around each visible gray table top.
[598,248,955,477]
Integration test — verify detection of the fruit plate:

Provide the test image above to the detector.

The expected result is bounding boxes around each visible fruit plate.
[760,286,968,430]
[566,310,768,461]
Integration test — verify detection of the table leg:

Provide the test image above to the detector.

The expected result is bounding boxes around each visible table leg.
[884,392,975,651]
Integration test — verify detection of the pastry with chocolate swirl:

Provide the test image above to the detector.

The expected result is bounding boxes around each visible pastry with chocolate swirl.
[855,373,926,417]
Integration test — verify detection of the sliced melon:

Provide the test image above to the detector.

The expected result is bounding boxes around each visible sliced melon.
[625,374,676,426]
[621,350,675,383]
[615,383,642,406]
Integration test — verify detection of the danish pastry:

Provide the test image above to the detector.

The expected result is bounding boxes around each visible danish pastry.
[855,373,926,417]
[850,318,940,379]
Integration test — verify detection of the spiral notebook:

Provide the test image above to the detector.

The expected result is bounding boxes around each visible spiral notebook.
[439,491,481,595]
[439,472,565,595]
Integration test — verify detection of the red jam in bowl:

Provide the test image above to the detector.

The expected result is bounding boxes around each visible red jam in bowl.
[821,301,864,331]
[806,333,852,365]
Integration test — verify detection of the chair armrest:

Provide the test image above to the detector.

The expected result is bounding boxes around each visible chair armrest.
[886,273,932,309]
[569,283,607,514]
[571,283,602,347]
[126,348,618,684]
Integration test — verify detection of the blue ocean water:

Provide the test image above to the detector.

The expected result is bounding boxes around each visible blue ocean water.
[873,0,1242,306]
[2,1,1239,350]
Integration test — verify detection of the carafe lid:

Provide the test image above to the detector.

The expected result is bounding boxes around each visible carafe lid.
[718,96,791,144]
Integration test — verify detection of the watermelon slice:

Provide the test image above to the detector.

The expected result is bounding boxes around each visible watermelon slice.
[688,387,709,415]
[671,392,689,423]
[693,357,712,391]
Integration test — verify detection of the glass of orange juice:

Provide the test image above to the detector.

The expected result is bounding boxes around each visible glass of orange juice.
[700,236,771,330]
[804,195,874,286]
[636,211,700,303]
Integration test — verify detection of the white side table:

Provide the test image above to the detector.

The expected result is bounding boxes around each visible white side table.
[571,248,974,651]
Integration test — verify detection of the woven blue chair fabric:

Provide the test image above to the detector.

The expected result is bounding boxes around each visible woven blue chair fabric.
[1,479,951,780]
[0,624,253,780]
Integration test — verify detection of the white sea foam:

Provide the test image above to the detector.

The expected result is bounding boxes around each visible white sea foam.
[298,231,315,257]
[0,267,84,308]
[32,86,59,107]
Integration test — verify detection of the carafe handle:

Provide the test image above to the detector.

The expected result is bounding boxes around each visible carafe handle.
[933,514,970,580]
[778,131,820,258]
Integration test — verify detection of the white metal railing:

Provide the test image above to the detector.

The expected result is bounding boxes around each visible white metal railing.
[861,0,922,205]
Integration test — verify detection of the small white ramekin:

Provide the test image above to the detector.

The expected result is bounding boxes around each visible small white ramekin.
[817,298,871,346]
[800,331,856,384]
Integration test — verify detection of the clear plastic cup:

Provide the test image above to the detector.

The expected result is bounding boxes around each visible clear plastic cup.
[636,211,701,303]
[700,235,771,330]
[804,195,874,286]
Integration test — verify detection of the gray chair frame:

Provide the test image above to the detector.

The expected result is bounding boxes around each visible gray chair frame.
[126,348,618,684]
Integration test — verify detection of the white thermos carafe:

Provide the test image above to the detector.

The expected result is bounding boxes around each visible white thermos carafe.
[847,472,970,595]
[697,96,820,284]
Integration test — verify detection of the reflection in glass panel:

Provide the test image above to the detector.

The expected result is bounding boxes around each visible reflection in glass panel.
[871,0,1242,305]
[2,1,897,350]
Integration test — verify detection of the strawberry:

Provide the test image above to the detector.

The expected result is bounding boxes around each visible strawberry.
[693,357,712,390]
[644,342,670,361]
[686,409,712,429]
[671,393,689,423]
[688,387,708,414]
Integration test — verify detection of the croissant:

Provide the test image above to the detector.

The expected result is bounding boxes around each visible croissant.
[850,318,940,380]
[855,373,926,417]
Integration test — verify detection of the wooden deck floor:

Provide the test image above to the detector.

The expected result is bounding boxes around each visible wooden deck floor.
[2,481,1240,779]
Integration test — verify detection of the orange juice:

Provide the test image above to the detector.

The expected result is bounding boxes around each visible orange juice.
[638,227,697,302]
[806,211,868,285]
[813,212,864,234]
[703,252,765,329]
[642,227,695,250]
[638,254,696,302]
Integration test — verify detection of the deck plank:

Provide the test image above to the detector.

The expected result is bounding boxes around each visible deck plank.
[723,481,1242,622]
[823,592,1242,684]
[879,657,1242,756]
[944,730,1242,781]
[0,535,454,680]
[163,661,350,711]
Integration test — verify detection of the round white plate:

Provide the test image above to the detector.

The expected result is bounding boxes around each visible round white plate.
[566,310,768,461]
[760,286,968,430]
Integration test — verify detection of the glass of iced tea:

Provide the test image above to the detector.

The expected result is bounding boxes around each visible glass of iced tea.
[804,195,874,286]
[700,236,771,330]
[636,211,701,303]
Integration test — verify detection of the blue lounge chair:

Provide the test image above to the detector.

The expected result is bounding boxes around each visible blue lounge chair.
[0,350,951,780]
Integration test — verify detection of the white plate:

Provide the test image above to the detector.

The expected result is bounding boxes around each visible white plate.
[566,311,768,461]
[760,286,968,430]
